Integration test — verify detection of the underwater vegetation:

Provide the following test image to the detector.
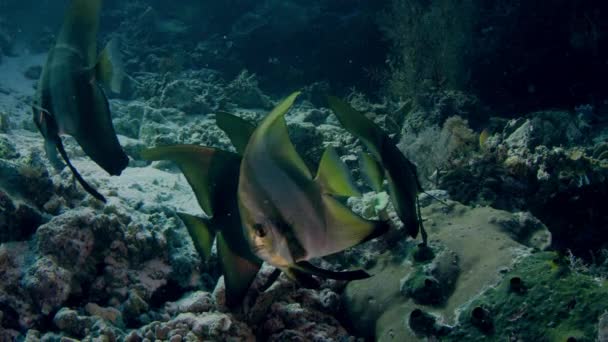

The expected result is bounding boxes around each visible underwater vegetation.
[0,0,607,341]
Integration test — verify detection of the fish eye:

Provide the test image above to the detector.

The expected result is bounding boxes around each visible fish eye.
[253,223,266,237]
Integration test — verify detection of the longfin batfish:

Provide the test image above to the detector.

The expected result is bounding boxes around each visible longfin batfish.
[327,96,423,239]
[141,145,261,308]
[33,0,128,202]
[238,92,388,285]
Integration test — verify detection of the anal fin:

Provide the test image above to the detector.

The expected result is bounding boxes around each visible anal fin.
[217,233,261,308]
[285,267,320,289]
[294,261,371,280]
[55,138,106,203]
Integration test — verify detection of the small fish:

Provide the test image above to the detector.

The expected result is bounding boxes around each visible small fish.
[479,128,490,150]
[327,96,424,239]
[238,92,388,285]
[33,0,128,202]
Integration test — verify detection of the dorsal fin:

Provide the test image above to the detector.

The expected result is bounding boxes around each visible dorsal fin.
[216,111,256,155]
[314,147,361,197]
[57,0,102,63]
[55,136,106,203]
[327,96,384,158]
[177,212,216,261]
[358,151,384,192]
[140,145,240,217]
[248,91,311,179]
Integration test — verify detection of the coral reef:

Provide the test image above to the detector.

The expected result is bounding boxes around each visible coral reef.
[0,1,607,341]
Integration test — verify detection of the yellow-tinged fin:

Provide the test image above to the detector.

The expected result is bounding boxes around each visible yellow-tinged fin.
[294,261,371,280]
[140,145,240,217]
[96,39,125,93]
[327,96,384,158]
[216,111,256,155]
[178,213,216,261]
[217,233,261,308]
[57,0,102,62]
[314,147,361,197]
[358,151,384,192]
[319,194,389,257]
[479,128,490,150]
[250,91,311,179]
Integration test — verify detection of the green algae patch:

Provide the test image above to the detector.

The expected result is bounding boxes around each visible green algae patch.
[447,252,608,341]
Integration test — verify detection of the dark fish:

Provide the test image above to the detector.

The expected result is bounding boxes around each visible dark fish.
[327,96,424,239]
[33,0,128,202]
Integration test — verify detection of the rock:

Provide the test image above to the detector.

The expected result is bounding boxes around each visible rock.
[24,256,72,315]
[159,71,225,115]
[165,291,214,315]
[121,290,149,325]
[400,247,460,306]
[599,311,608,342]
[0,135,19,159]
[225,70,272,109]
[448,252,608,341]
[0,112,10,133]
[138,313,254,341]
[0,190,44,243]
[23,65,42,80]
[344,201,532,340]
[491,211,552,250]
[35,211,96,268]
[85,303,123,326]
[53,308,94,338]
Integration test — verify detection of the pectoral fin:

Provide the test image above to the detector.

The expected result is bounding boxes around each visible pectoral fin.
[217,233,261,308]
[141,145,240,217]
[294,261,371,280]
[96,39,124,93]
[177,212,216,261]
[359,151,384,192]
[318,194,389,256]
[55,138,106,203]
[314,147,361,197]
[216,111,255,155]
[250,91,311,179]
